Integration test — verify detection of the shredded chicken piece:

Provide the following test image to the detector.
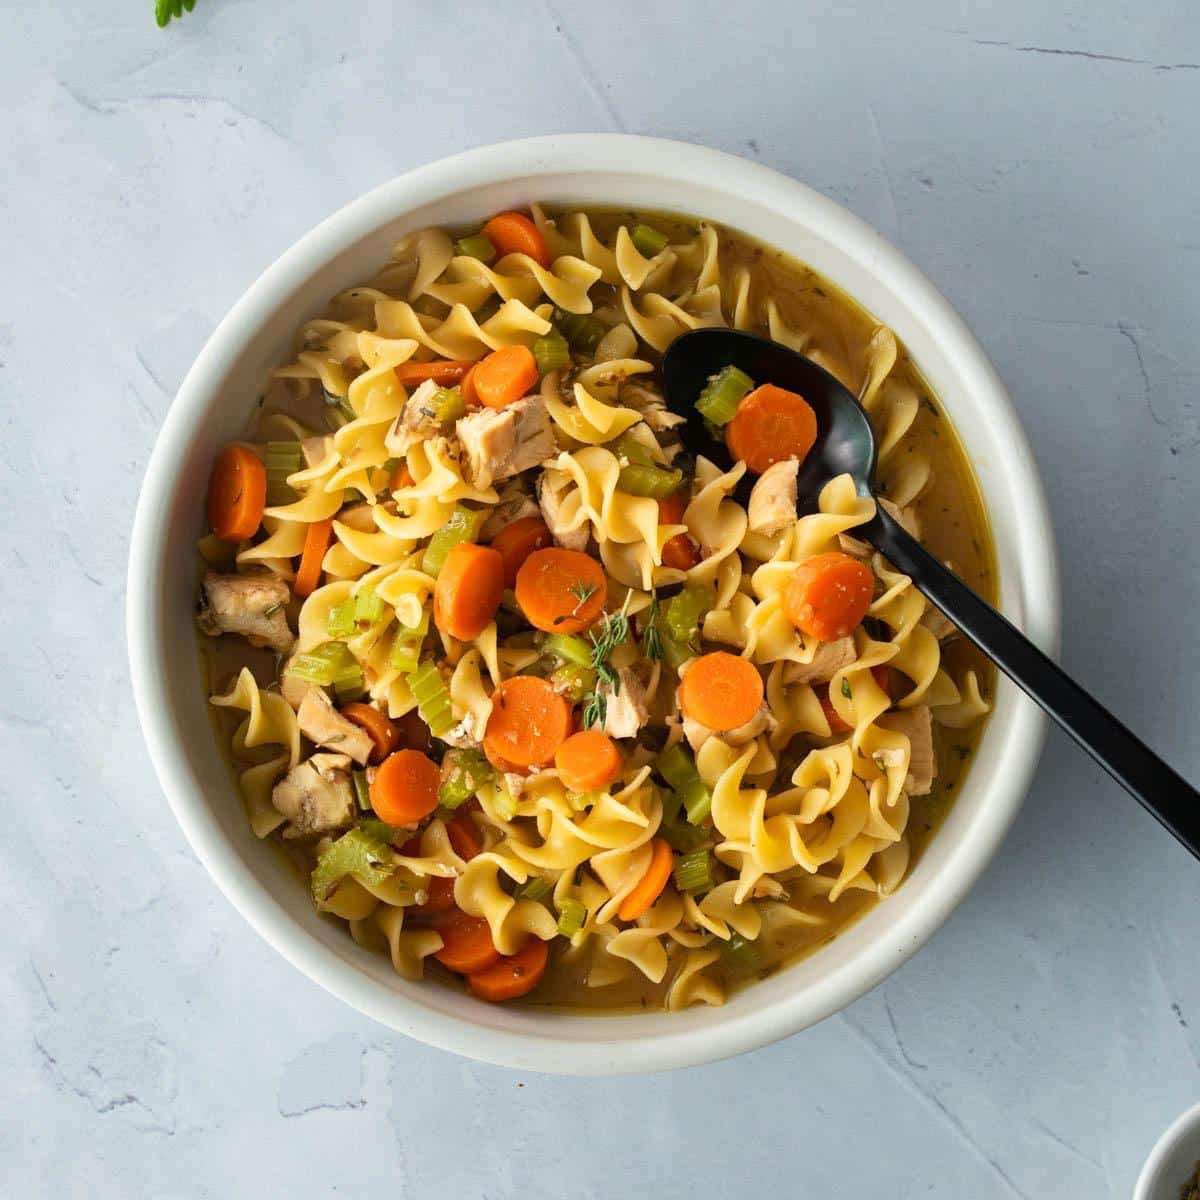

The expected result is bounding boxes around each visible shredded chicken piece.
[297,689,374,765]
[783,637,858,685]
[478,481,539,541]
[196,572,294,654]
[877,705,936,796]
[837,532,873,560]
[538,476,589,551]
[280,654,313,711]
[457,396,557,489]
[301,435,332,469]
[272,752,356,839]
[747,460,799,535]
[336,503,378,533]
[384,379,441,457]
[600,668,649,739]
[620,382,686,432]
[920,604,959,641]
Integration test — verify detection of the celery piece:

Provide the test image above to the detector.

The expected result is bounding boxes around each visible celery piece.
[265,441,302,506]
[610,433,654,468]
[288,642,364,694]
[553,308,606,353]
[673,848,713,895]
[659,818,708,854]
[663,585,716,645]
[618,463,683,498]
[695,365,754,426]
[389,610,429,674]
[657,744,713,827]
[407,660,455,737]
[532,327,571,377]
[492,784,519,822]
[455,234,496,263]
[630,223,669,258]
[680,779,713,825]
[352,768,371,812]
[542,632,594,667]
[550,663,595,703]
[661,633,693,672]
[359,818,401,844]
[429,386,465,425]
[354,585,386,626]
[310,826,394,903]
[722,932,760,971]
[556,899,587,938]
[515,876,551,901]
[327,598,357,640]
[421,504,486,576]
[439,748,492,810]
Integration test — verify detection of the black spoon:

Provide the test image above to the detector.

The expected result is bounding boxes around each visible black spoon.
[661,327,1200,861]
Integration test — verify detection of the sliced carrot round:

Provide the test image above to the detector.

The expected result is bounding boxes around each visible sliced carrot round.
[207,444,266,542]
[293,518,333,598]
[618,838,674,921]
[678,651,764,732]
[491,517,553,588]
[658,489,700,570]
[816,686,853,735]
[473,345,539,410]
[393,359,473,388]
[783,551,874,641]
[481,211,550,267]
[514,547,607,634]
[726,383,818,474]
[390,461,415,492]
[370,748,441,826]
[555,730,622,793]
[460,363,480,408]
[340,702,399,763]
[467,936,549,1002]
[433,908,501,975]
[434,542,505,641]
[445,811,483,861]
[483,676,574,770]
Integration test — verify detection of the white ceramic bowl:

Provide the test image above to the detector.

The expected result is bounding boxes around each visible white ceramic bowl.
[1136,1102,1200,1200]
[127,135,1059,1074]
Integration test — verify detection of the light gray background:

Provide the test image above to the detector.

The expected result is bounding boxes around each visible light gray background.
[4,2,1199,1197]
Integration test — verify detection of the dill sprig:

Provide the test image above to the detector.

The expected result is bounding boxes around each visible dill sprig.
[580,595,632,728]
[641,592,663,662]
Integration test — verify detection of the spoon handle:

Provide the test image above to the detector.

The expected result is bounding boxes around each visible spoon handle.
[868,506,1200,860]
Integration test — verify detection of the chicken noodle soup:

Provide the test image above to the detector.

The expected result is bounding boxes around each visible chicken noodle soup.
[197,206,995,1011]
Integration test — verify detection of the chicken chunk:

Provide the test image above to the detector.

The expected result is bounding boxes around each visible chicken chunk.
[297,688,374,765]
[620,382,686,433]
[384,379,442,457]
[301,435,332,468]
[272,752,356,839]
[783,637,858,685]
[748,460,799,535]
[877,705,936,796]
[600,668,649,740]
[280,654,314,711]
[920,604,959,641]
[457,396,557,489]
[196,572,294,654]
[837,532,873,561]
[538,476,589,551]
[478,481,539,541]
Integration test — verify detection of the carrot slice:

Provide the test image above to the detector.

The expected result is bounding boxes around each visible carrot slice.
[434,542,505,641]
[816,686,853,735]
[658,489,700,571]
[678,651,764,732]
[617,837,674,921]
[491,517,553,588]
[390,461,415,492]
[369,748,441,825]
[481,212,550,268]
[393,359,473,388]
[207,444,267,542]
[725,383,818,474]
[340,702,399,763]
[555,730,622,793]
[467,937,549,1002]
[514,547,607,634]
[445,811,483,861]
[782,551,874,641]
[460,363,480,408]
[472,345,539,410]
[293,518,333,598]
[433,908,501,974]
[483,676,574,770]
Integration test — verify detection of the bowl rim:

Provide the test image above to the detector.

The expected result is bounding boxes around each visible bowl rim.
[1135,1100,1200,1199]
[127,133,1060,1074]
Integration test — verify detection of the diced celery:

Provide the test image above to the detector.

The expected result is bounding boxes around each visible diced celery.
[287,642,364,695]
[310,826,394,903]
[673,848,713,895]
[359,818,401,844]
[352,768,371,811]
[354,585,385,626]
[657,744,713,827]
[439,748,492,810]
[663,585,716,645]
[661,634,693,672]
[680,780,712,825]
[515,876,551,901]
[455,234,496,263]
[421,505,486,576]
[556,899,587,938]
[532,328,571,376]
[265,441,302,505]
[542,633,594,667]
[553,308,606,353]
[618,463,683,498]
[550,663,595,703]
[695,365,754,426]
[389,610,430,674]
[630,223,668,258]
[659,819,708,854]
[326,598,357,640]
[407,660,455,737]
[722,932,760,971]
[492,784,518,822]
[429,386,465,425]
